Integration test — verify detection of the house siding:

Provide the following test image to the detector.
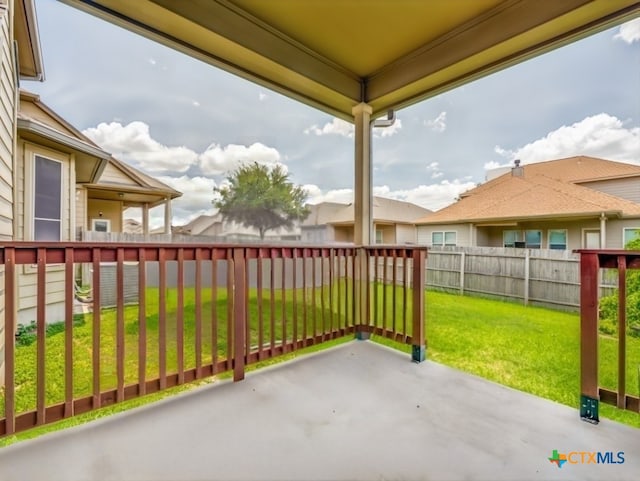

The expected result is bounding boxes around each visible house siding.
[417,224,470,247]
[0,1,16,385]
[87,198,122,232]
[98,162,140,186]
[580,177,640,204]
[607,219,640,248]
[395,224,416,244]
[75,186,86,236]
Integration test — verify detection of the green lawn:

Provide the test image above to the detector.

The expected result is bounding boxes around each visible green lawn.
[1,287,638,446]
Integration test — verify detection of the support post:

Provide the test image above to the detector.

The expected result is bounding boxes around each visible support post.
[142,204,150,235]
[580,251,599,423]
[412,248,426,363]
[164,198,172,235]
[352,103,372,246]
[355,247,370,340]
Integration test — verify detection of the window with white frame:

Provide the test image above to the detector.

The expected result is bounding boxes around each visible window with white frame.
[431,231,456,247]
[623,227,640,247]
[92,219,111,232]
[503,230,522,247]
[375,229,383,244]
[33,155,62,241]
[525,230,542,248]
[548,229,568,250]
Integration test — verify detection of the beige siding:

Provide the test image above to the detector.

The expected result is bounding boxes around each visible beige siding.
[0,3,16,386]
[75,186,86,235]
[87,198,122,232]
[98,161,141,186]
[580,177,640,204]
[395,224,416,244]
[606,219,640,249]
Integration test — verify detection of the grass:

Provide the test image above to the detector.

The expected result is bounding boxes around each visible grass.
[1,286,638,446]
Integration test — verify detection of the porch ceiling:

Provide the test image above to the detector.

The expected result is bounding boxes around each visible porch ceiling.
[84,184,172,206]
[61,0,638,120]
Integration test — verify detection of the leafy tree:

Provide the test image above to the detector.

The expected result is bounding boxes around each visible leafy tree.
[213,162,310,240]
[598,233,640,337]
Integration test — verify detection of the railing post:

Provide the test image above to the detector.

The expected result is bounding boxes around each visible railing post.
[355,247,370,340]
[579,251,599,423]
[233,248,246,381]
[411,248,426,363]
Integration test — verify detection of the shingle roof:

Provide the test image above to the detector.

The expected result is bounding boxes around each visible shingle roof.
[303,197,432,226]
[415,157,640,225]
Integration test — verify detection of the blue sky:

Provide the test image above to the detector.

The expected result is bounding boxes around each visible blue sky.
[25,1,640,227]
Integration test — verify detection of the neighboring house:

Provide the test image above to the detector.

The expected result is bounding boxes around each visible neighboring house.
[175,212,301,241]
[1,0,45,384]
[414,156,640,250]
[16,89,182,323]
[301,196,432,244]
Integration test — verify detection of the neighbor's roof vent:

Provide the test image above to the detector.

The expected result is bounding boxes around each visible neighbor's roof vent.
[512,159,524,177]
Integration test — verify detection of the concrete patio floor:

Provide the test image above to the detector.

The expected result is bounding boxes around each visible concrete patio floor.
[0,340,638,481]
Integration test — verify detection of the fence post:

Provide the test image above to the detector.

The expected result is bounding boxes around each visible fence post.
[579,251,599,423]
[459,251,465,295]
[233,248,246,381]
[524,250,530,306]
[412,248,426,362]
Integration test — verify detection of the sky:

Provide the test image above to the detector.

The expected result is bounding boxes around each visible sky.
[25,0,640,228]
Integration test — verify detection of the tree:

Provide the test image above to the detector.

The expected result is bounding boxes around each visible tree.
[213,162,310,240]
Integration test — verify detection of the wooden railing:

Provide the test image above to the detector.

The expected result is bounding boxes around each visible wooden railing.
[0,242,426,437]
[578,249,640,423]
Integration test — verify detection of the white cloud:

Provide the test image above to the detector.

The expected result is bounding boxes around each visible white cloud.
[148,58,156,65]
[259,91,268,101]
[425,111,447,133]
[304,179,475,211]
[192,100,200,107]
[492,113,640,166]
[614,18,640,44]
[199,142,284,175]
[84,121,197,173]
[304,117,354,138]
[154,175,216,226]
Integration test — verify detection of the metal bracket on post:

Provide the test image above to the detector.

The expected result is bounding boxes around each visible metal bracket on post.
[412,345,425,363]
[580,394,599,424]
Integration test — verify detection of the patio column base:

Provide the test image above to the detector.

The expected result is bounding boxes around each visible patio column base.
[580,394,599,424]
[355,331,371,341]
[412,345,425,363]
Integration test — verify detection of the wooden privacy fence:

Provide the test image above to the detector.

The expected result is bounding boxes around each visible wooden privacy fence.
[0,242,426,437]
[578,249,640,423]
[426,246,617,310]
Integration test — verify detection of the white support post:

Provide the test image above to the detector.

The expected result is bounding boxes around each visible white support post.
[599,213,607,248]
[164,199,172,235]
[352,103,372,246]
[142,204,150,235]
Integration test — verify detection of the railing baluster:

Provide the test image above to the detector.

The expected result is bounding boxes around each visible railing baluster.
[292,249,298,350]
[138,248,147,396]
[36,247,46,425]
[211,255,218,373]
[92,248,101,409]
[281,249,287,351]
[402,249,408,341]
[302,249,308,346]
[257,251,264,360]
[64,247,74,417]
[227,251,234,372]
[617,255,627,410]
[374,248,379,329]
[312,250,317,338]
[4,247,16,435]
[177,248,185,385]
[116,247,125,402]
[233,248,246,381]
[195,248,203,379]
[270,255,276,352]
[579,251,599,423]
[382,249,388,332]
[158,247,167,390]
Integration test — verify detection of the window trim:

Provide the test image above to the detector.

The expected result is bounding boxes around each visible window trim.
[26,150,65,242]
[92,218,111,233]
[525,229,542,249]
[547,229,568,250]
[503,229,523,248]
[623,227,640,248]
[431,230,457,247]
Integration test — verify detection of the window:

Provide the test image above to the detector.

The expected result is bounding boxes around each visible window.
[525,230,541,248]
[375,229,383,244]
[503,230,522,247]
[92,219,111,232]
[33,156,62,241]
[548,229,567,250]
[623,227,640,247]
[431,231,456,247]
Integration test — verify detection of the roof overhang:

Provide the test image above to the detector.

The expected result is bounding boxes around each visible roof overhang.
[17,118,108,183]
[61,0,638,120]
[84,183,181,206]
[14,0,45,81]
[418,211,631,226]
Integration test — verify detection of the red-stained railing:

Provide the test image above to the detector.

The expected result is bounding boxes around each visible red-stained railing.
[578,249,640,423]
[0,242,426,437]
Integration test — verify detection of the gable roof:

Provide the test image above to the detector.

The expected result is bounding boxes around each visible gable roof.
[415,156,640,225]
[304,196,432,226]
